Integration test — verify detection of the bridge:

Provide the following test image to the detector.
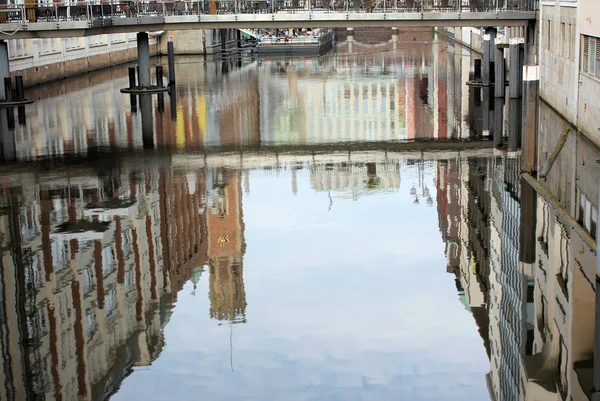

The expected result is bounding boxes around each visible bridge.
[0,1,536,40]
[0,0,536,114]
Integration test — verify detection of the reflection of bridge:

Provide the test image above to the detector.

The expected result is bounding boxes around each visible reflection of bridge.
[0,143,496,186]
[0,3,535,40]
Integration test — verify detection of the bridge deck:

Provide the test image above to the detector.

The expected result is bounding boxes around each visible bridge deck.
[0,1,536,39]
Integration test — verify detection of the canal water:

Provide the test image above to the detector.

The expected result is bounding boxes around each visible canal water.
[0,33,598,401]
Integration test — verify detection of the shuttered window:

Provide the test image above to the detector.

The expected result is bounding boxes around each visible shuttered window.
[597,39,600,77]
[581,35,600,77]
[582,35,589,73]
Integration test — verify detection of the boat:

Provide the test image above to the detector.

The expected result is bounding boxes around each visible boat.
[250,28,335,57]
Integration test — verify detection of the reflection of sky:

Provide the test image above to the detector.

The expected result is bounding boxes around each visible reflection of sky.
[111,164,490,401]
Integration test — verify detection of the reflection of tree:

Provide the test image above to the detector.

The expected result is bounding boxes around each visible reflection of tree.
[365,176,381,189]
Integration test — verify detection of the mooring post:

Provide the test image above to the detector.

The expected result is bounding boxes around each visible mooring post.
[128,67,137,112]
[473,59,482,82]
[14,76,24,100]
[14,75,26,125]
[3,77,12,101]
[170,85,177,122]
[0,110,15,162]
[3,77,15,126]
[156,65,164,88]
[167,39,176,86]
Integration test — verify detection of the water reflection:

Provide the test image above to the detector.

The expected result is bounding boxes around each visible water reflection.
[6,35,485,161]
[0,35,598,401]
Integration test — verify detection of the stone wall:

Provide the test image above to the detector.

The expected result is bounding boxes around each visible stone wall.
[160,29,240,55]
[335,27,432,43]
[10,39,160,87]
[539,3,579,125]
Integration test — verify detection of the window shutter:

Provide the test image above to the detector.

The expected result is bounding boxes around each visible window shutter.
[596,39,600,76]
[584,35,589,56]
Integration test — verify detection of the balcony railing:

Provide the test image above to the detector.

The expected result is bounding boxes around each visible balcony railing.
[0,0,537,25]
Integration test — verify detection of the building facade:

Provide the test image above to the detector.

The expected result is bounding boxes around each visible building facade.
[540,0,600,144]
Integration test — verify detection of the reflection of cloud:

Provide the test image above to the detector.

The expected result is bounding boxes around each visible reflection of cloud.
[112,166,489,401]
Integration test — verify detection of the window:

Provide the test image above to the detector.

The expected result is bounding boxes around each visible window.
[65,37,82,50]
[545,20,550,51]
[565,24,570,59]
[9,39,27,58]
[581,35,600,77]
[560,23,565,57]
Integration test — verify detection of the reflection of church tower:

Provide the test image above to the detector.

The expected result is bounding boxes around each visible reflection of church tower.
[206,169,246,324]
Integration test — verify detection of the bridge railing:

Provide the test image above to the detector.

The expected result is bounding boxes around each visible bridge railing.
[0,0,536,25]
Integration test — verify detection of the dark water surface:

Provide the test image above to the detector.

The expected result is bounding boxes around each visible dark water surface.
[0,35,598,401]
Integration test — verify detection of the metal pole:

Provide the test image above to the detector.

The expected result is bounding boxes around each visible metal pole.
[137,32,151,88]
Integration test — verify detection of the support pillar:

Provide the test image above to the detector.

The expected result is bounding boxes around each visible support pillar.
[493,97,504,147]
[0,40,10,101]
[495,44,505,98]
[220,29,227,54]
[521,64,539,173]
[509,38,524,99]
[347,28,354,41]
[482,87,491,137]
[392,27,398,50]
[508,98,522,151]
[519,177,537,266]
[483,28,496,87]
[140,94,153,148]
[347,28,354,53]
[137,32,151,88]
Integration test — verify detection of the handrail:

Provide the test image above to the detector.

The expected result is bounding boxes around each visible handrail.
[0,0,537,24]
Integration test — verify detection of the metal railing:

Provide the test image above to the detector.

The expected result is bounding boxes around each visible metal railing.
[0,0,536,24]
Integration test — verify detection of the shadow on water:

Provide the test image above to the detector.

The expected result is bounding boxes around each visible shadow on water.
[0,34,598,401]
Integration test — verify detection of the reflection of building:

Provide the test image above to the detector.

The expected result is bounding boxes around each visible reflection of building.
[0,168,169,401]
[0,161,219,400]
[521,193,595,400]
[436,157,490,356]
[437,154,598,401]
[206,168,247,323]
[309,161,400,200]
